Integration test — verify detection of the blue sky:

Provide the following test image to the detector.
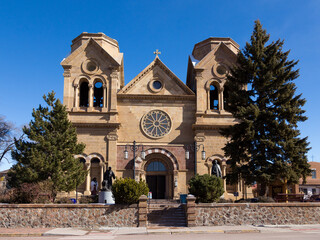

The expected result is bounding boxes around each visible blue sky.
[1,0,319,170]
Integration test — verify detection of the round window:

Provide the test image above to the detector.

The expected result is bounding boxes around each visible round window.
[216,65,227,75]
[153,80,162,90]
[87,61,97,72]
[141,110,171,138]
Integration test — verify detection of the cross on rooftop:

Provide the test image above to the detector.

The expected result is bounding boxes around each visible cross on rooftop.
[154,49,161,57]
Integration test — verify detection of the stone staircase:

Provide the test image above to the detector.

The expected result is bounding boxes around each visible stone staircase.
[147,200,187,227]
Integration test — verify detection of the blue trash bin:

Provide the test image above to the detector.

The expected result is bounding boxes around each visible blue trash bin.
[180,194,187,204]
[70,198,76,204]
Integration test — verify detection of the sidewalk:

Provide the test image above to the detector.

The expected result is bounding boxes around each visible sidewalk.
[1,224,320,237]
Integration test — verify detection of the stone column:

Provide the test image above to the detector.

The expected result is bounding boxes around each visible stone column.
[102,84,107,112]
[62,65,72,110]
[138,195,148,227]
[195,69,205,114]
[84,162,91,195]
[99,162,105,189]
[220,88,224,111]
[222,164,227,193]
[106,133,118,173]
[88,83,93,110]
[74,83,79,109]
[109,70,118,112]
[186,194,196,227]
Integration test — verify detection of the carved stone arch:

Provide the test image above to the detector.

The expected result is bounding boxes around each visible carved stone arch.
[205,154,226,175]
[74,154,89,163]
[92,75,107,85]
[73,74,91,86]
[138,148,179,171]
[87,153,105,163]
[205,78,222,91]
[206,154,226,165]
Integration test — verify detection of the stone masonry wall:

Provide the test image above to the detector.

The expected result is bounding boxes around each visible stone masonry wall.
[195,203,320,226]
[0,204,138,228]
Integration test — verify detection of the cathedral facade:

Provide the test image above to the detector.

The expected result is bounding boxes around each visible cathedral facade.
[61,32,253,200]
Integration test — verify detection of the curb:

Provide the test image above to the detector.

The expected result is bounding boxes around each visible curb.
[116,229,261,235]
[0,233,43,237]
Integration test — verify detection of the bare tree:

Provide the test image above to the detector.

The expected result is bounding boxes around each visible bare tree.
[0,115,21,163]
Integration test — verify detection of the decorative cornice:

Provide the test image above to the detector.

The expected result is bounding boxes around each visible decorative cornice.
[117,94,195,101]
[192,124,232,130]
[72,122,120,129]
[106,134,118,141]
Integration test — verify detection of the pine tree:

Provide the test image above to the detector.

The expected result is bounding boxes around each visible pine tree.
[8,91,86,200]
[221,20,310,196]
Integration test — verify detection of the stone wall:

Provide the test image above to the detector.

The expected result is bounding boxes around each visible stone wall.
[0,204,138,228]
[193,202,320,226]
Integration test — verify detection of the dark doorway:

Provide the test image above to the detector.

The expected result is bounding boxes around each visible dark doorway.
[147,175,166,199]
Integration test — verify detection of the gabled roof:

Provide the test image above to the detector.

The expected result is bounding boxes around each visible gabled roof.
[194,42,238,69]
[119,56,194,95]
[61,38,123,66]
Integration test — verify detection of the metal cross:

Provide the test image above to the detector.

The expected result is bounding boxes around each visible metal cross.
[154,49,161,57]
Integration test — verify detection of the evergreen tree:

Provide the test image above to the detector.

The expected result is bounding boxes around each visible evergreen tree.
[8,91,86,200]
[221,20,310,196]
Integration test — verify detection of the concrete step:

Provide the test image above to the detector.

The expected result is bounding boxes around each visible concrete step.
[147,203,187,227]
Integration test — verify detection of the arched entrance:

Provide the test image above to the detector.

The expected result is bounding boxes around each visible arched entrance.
[144,154,174,199]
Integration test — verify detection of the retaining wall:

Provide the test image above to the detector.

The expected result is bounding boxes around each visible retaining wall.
[0,204,138,228]
[186,195,320,226]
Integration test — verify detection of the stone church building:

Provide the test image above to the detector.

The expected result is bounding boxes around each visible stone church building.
[61,32,253,200]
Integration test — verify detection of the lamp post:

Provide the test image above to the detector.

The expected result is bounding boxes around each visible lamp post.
[124,141,146,180]
[185,141,206,175]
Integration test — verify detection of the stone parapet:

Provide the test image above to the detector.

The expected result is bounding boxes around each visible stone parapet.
[194,203,320,226]
[138,195,148,227]
[0,204,138,228]
[186,194,196,227]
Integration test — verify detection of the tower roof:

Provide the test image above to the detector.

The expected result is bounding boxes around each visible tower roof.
[192,37,239,61]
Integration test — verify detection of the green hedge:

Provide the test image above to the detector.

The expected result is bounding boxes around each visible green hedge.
[112,178,149,204]
[188,174,224,203]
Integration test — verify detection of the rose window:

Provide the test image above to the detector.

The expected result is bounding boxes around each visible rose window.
[141,110,171,138]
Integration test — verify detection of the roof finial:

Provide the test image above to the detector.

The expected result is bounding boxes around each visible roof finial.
[154,49,161,57]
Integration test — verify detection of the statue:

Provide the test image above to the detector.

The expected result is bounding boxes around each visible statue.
[102,167,115,191]
[211,160,222,178]
[99,167,116,204]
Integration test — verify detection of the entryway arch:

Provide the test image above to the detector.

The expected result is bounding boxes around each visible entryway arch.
[142,153,175,199]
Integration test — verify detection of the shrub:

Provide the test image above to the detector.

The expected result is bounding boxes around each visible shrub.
[217,198,234,203]
[257,196,275,203]
[55,197,74,204]
[112,178,149,204]
[188,174,224,203]
[0,189,15,203]
[79,195,98,204]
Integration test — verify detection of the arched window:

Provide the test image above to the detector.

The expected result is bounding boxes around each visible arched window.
[146,161,167,172]
[223,86,230,111]
[90,158,101,187]
[79,81,89,107]
[93,81,103,107]
[210,84,219,110]
[77,157,86,192]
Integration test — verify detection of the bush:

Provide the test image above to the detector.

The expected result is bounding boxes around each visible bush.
[112,178,149,204]
[79,195,98,204]
[257,196,275,203]
[0,189,15,203]
[188,174,224,203]
[54,197,74,204]
[4,180,54,203]
[217,198,234,203]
